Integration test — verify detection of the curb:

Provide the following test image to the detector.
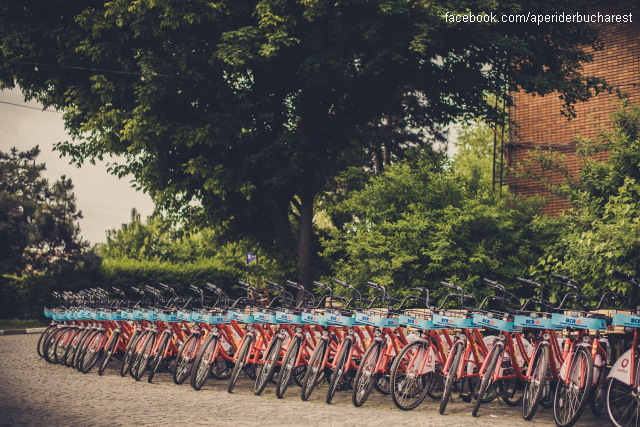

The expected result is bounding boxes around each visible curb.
[0,327,47,336]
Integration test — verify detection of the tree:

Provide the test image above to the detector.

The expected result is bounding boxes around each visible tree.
[0,146,86,275]
[453,121,495,194]
[321,155,545,297]
[0,0,608,293]
[520,101,640,301]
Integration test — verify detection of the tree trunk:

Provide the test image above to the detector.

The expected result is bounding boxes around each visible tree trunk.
[297,190,314,302]
[270,200,292,254]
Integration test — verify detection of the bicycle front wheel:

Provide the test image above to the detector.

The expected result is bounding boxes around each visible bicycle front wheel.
[439,341,464,415]
[352,340,382,407]
[326,338,353,404]
[523,343,549,420]
[98,329,121,376]
[301,338,327,401]
[174,334,199,385]
[228,333,254,393]
[472,343,502,417]
[255,337,283,396]
[390,340,431,411]
[81,330,106,373]
[554,346,593,427]
[148,332,171,383]
[190,334,219,391]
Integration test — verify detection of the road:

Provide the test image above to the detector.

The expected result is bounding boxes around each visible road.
[0,334,604,426]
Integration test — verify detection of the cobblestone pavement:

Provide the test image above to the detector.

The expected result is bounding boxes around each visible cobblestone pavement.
[1,335,605,427]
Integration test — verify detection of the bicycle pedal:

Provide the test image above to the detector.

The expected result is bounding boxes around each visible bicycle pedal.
[459,392,473,403]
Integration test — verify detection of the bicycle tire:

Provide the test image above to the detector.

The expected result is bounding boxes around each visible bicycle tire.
[133,331,157,381]
[64,328,88,367]
[129,330,151,378]
[254,336,283,396]
[190,333,219,390]
[301,338,327,401]
[73,329,95,370]
[53,327,76,364]
[148,332,171,383]
[228,334,254,393]
[38,325,57,358]
[472,343,502,417]
[501,377,526,406]
[81,331,106,373]
[276,335,302,399]
[590,362,609,416]
[553,346,593,427]
[173,333,199,385]
[522,344,549,420]
[390,340,431,411]
[43,328,65,364]
[98,329,121,376]
[352,340,382,407]
[211,357,233,380]
[439,341,465,415]
[326,338,353,404]
[120,329,141,377]
[607,376,640,427]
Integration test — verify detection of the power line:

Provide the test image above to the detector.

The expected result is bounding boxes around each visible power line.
[1,58,192,80]
[0,100,64,114]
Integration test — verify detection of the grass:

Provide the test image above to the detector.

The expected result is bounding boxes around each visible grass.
[0,318,47,330]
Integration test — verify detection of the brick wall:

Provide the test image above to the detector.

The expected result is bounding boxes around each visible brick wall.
[508,3,640,215]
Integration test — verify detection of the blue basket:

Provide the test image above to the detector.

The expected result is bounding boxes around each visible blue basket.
[120,309,132,320]
[513,315,560,330]
[276,311,302,324]
[201,312,230,324]
[146,310,160,321]
[301,312,328,326]
[44,308,53,318]
[176,310,194,322]
[432,313,481,329]
[550,313,607,330]
[472,314,521,332]
[157,312,179,322]
[52,310,67,321]
[398,314,444,330]
[254,311,277,324]
[229,310,255,324]
[354,312,399,328]
[133,309,147,321]
[613,313,640,327]
[324,312,356,326]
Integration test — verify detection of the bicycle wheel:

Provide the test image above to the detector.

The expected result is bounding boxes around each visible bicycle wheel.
[607,377,640,427]
[276,335,302,399]
[439,341,465,415]
[133,331,156,381]
[427,363,445,399]
[73,329,96,370]
[38,325,57,358]
[326,338,353,404]
[173,334,199,385]
[590,362,609,416]
[228,334,254,393]
[54,328,77,364]
[473,344,502,417]
[390,340,431,411]
[98,329,121,376]
[255,337,283,396]
[64,328,87,367]
[523,344,549,420]
[211,357,233,380]
[81,331,106,373]
[120,329,141,377]
[43,328,65,364]
[190,334,219,390]
[148,332,171,383]
[554,346,593,427]
[352,340,382,407]
[501,377,525,406]
[301,338,327,401]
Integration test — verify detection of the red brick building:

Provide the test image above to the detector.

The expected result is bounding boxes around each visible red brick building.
[508,3,640,215]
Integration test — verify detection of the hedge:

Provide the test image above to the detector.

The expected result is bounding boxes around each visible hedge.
[0,258,243,321]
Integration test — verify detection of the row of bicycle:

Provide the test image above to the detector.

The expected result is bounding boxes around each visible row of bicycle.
[37,270,640,427]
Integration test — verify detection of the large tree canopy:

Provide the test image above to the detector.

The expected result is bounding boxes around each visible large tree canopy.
[0,0,606,291]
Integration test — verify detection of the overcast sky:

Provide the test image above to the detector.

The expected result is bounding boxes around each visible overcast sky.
[0,88,155,244]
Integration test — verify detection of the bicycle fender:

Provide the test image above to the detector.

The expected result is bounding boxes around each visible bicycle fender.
[424,345,437,374]
[608,348,633,385]
[559,342,591,379]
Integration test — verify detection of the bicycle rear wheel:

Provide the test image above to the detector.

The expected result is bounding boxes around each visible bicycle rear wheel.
[326,338,353,404]
[591,361,609,416]
[352,340,382,407]
[190,333,219,390]
[554,346,593,427]
[439,341,464,414]
[301,338,327,401]
[255,337,283,396]
[472,343,502,417]
[276,335,302,399]
[98,329,121,376]
[522,344,549,420]
[390,340,431,411]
